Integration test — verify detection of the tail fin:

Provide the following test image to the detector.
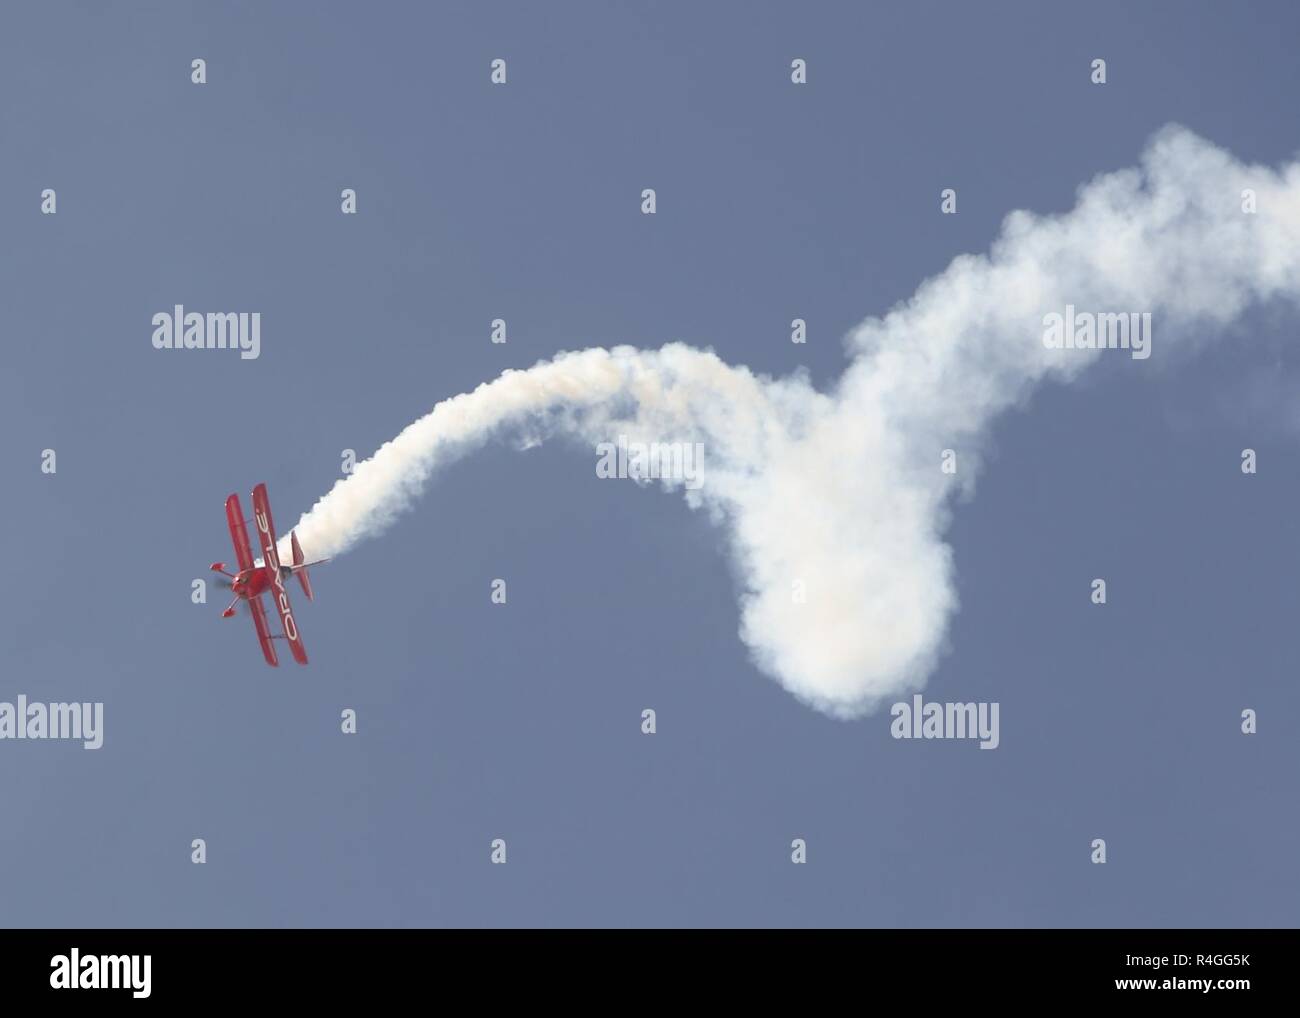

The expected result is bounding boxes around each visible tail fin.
[291,531,314,601]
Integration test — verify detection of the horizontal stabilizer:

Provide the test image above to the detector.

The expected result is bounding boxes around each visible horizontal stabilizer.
[290,531,314,601]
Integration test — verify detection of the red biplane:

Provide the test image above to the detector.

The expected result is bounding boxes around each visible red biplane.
[210,483,327,666]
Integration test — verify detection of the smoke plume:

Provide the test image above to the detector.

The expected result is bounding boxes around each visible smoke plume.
[284,126,1300,717]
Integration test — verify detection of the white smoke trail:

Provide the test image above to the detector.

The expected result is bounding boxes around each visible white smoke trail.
[285,126,1300,718]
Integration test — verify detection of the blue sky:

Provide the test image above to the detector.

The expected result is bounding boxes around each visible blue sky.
[1,1,1298,927]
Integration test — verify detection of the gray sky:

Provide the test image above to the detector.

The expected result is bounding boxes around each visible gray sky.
[1,0,1298,927]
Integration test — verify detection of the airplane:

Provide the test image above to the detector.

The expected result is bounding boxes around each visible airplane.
[210,482,327,666]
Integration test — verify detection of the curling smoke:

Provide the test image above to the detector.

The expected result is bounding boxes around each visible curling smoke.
[285,127,1300,718]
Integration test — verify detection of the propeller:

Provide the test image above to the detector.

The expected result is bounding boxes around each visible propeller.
[211,576,244,615]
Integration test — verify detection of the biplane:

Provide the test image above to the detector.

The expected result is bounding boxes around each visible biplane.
[210,483,326,666]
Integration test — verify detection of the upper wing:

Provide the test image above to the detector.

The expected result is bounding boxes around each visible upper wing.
[251,483,308,665]
[250,483,278,572]
[248,595,279,666]
[224,494,255,573]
